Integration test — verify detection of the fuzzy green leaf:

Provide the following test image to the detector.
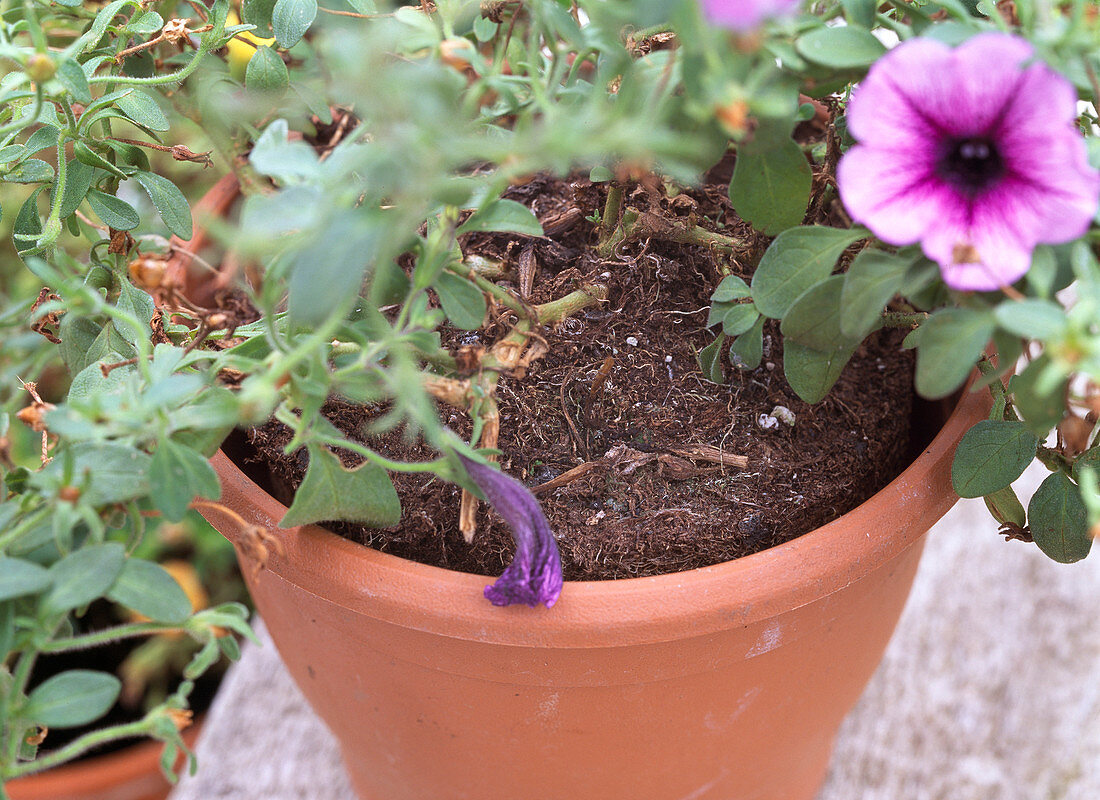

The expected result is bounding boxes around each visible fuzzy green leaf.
[24,670,121,729]
[728,129,812,236]
[132,171,192,239]
[0,559,51,602]
[43,543,126,615]
[148,439,222,522]
[1028,472,1092,563]
[796,26,886,69]
[435,272,487,330]
[751,226,865,318]
[246,46,289,93]
[107,559,193,624]
[457,199,543,236]
[280,446,401,528]
[272,0,317,48]
[912,308,994,399]
[950,420,1038,499]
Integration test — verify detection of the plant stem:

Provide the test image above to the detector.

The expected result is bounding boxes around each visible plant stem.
[3,720,152,779]
[880,310,928,328]
[597,184,623,252]
[37,622,179,653]
[535,283,608,325]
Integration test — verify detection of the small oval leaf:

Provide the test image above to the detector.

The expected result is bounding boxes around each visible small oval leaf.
[24,670,121,729]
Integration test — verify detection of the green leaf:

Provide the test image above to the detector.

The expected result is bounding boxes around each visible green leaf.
[751,226,865,318]
[280,446,401,528]
[728,129,812,235]
[24,670,121,729]
[840,0,877,27]
[0,603,14,661]
[107,559,193,623]
[983,485,1026,528]
[457,199,543,236]
[950,420,1039,498]
[782,340,856,404]
[780,275,861,352]
[57,159,95,220]
[249,119,320,184]
[33,442,151,507]
[5,159,54,184]
[0,558,51,602]
[711,275,751,303]
[696,332,727,384]
[86,188,140,230]
[839,250,912,339]
[148,439,222,522]
[1073,447,1100,483]
[56,58,92,104]
[993,299,1067,341]
[1008,354,1068,437]
[288,215,374,327]
[14,187,44,242]
[115,279,155,344]
[132,171,192,239]
[708,301,758,336]
[272,0,317,48]
[116,90,170,131]
[796,26,886,69]
[1028,472,1092,563]
[729,315,765,371]
[913,308,994,399]
[435,272,486,330]
[72,141,130,179]
[127,10,163,34]
[242,0,276,32]
[245,46,289,93]
[43,543,126,615]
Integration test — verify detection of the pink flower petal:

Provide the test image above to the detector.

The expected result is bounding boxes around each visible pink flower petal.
[836,145,954,245]
[920,201,1031,292]
[701,0,801,30]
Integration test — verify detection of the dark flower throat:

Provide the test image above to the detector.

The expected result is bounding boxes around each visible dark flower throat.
[937,137,1005,195]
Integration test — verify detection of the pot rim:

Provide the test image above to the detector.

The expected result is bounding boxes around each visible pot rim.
[208,384,989,647]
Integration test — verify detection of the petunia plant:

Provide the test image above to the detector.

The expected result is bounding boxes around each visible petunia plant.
[0,0,1098,785]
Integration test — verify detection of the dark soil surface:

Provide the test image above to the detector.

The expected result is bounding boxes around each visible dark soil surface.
[243,170,916,581]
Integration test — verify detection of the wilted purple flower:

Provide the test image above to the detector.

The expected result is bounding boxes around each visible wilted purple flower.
[459,455,563,608]
[837,33,1100,292]
[701,0,801,30]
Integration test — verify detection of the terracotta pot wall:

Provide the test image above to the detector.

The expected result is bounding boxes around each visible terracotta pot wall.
[201,386,989,800]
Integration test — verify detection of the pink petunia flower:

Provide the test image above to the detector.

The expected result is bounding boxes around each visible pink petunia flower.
[701,0,801,30]
[837,33,1100,291]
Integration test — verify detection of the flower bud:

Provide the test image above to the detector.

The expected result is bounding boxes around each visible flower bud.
[128,255,168,292]
[25,53,55,84]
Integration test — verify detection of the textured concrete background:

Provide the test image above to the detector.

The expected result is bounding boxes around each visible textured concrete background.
[171,466,1100,800]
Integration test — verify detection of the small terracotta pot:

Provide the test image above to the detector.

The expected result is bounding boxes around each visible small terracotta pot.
[6,725,200,800]
[200,387,988,800]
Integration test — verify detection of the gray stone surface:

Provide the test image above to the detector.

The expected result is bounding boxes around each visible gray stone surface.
[171,466,1100,800]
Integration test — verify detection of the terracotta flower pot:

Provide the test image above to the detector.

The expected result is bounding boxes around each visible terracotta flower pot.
[6,725,200,800]
[199,386,988,800]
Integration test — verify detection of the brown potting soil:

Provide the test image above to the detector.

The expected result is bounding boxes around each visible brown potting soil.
[244,173,914,581]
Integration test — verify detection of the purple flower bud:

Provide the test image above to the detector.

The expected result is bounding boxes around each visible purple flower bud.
[701,0,801,30]
[458,455,563,608]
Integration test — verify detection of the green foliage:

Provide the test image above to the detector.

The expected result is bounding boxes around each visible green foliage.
[951,420,1039,499]
[281,446,402,528]
[751,226,866,318]
[728,123,812,235]
[0,0,1097,782]
[23,670,122,729]
[1028,472,1092,563]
